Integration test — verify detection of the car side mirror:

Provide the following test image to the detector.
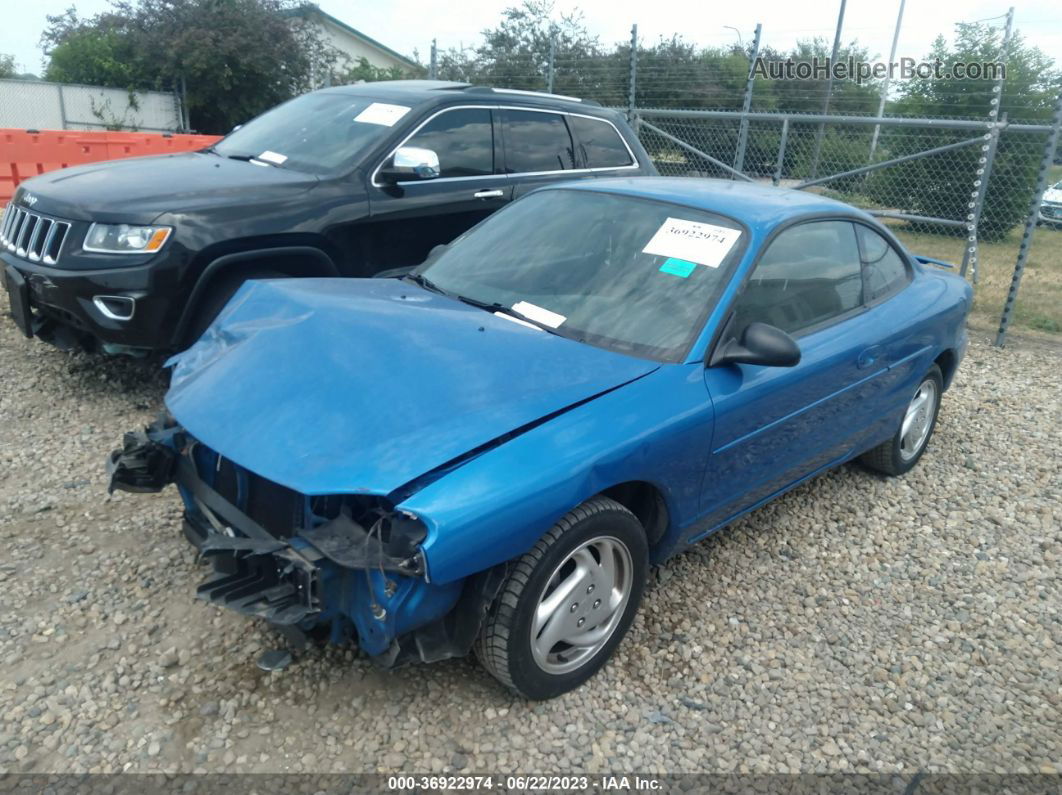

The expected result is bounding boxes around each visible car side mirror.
[710,321,801,368]
[379,146,440,183]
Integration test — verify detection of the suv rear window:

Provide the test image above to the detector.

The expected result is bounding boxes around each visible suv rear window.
[569,115,633,169]
[502,110,576,174]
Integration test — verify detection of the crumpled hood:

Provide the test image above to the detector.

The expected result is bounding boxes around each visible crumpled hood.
[17,151,317,223]
[1043,188,1062,204]
[166,278,658,496]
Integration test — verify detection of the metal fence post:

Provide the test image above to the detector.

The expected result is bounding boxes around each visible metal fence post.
[171,82,182,132]
[627,24,637,122]
[959,115,1004,281]
[57,84,68,129]
[772,117,789,186]
[733,23,762,174]
[869,0,905,161]
[995,90,1062,347]
[547,29,556,94]
[989,8,1014,123]
[429,39,438,80]
[810,0,847,179]
[180,75,190,131]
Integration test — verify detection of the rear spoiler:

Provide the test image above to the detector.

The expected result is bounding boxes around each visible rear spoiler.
[913,254,955,269]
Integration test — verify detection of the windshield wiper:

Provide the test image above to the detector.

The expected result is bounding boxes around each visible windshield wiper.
[401,277,577,339]
[401,272,448,296]
[222,152,281,167]
[453,294,576,339]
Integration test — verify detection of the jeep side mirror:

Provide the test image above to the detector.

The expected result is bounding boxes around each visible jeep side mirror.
[710,321,801,368]
[379,146,441,183]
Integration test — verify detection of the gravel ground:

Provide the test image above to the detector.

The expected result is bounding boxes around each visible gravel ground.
[0,317,1059,777]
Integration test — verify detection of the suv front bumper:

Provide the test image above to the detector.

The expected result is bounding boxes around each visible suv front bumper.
[1,251,186,353]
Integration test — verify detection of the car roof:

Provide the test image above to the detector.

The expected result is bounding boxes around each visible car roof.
[319,80,603,113]
[557,177,874,229]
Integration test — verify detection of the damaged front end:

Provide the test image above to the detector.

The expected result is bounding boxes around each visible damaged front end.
[107,418,504,666]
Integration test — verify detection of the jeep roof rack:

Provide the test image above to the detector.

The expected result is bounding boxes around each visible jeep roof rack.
[452,85,602,107]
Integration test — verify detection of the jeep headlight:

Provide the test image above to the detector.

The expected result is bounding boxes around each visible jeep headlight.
[84,223,172,255]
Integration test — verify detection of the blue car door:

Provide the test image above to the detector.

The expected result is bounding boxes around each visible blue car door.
[698,220,891,531]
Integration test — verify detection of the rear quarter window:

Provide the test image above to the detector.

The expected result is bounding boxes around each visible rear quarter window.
[856,224,911,302]
[568,115,634,169]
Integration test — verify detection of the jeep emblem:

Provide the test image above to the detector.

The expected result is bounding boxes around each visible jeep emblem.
[22,193,38,207]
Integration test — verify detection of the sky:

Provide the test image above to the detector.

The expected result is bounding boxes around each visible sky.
[2,0,1060,77]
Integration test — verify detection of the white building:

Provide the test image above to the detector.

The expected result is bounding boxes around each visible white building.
[287,4,420,82]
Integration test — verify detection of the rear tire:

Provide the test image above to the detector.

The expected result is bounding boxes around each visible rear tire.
[183,268,286,348]
[474,497,647,700]
[860,364,943,476]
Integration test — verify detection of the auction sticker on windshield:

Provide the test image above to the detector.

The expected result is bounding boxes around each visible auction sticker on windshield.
[642,218,741,268]
[354,103,411,126]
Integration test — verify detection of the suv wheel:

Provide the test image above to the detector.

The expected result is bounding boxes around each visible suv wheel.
[474,497,647,699]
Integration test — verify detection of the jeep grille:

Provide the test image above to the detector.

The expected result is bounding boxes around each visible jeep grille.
[0,204,71,265]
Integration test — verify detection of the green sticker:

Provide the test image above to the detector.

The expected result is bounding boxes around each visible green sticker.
[659,257,697,278]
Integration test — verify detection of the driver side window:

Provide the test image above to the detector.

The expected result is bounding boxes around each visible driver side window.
[732,221,863,336]
[404,108,495,179]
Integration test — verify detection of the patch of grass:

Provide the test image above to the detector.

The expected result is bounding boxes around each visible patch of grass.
[886,220,1062,335]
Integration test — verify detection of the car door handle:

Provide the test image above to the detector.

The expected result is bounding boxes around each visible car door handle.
[857,345,884,370]
[473,189,504,199]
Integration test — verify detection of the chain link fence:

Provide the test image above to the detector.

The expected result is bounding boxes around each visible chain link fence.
[0,79,184,133]
[429,24,1062,344]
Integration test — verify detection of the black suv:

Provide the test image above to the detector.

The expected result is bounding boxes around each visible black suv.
[1,81,655,355]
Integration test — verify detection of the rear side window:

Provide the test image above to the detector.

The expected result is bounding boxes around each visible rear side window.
[405,108,494,178]
[503,110,576,173]
[734,221,863,335]
[856,225,910,302]
[568,115,633,169]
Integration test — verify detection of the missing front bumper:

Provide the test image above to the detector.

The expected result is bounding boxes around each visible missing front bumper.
[196,534,321,626]
[105,420,474,661]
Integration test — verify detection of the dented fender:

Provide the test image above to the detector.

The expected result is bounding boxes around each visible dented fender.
[400,363,716,584]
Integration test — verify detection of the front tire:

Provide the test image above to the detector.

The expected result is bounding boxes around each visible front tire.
[860,364,943,476]
[475,497,648,700]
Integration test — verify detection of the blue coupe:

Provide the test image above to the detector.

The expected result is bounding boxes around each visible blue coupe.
[108,178,972,699]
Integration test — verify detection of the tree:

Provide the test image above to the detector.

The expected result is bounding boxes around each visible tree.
[340,56,415,85]
[0,54,16,79]
[41,0,337,133]
[867,23,1061,239]
[436,0,609,98]
[42,10,140,87]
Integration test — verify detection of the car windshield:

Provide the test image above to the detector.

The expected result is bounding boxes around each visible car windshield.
[212,92,409,175]
[418,189,746,362]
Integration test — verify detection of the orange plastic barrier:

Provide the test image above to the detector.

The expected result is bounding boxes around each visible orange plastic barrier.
[0,129,221,204]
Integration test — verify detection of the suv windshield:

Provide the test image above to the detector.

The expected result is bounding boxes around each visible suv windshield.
[213,92,408,175]
[419,189,745,361]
